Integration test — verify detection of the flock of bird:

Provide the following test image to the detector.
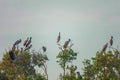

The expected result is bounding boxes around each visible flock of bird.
[102,36,113,52]
[57,32,114,53]
[8,33,113,63]
[57,32,82,79]
[57,32,71,49]
[9,37,47,62]
[7,33,113,80]
[9,37,32,62]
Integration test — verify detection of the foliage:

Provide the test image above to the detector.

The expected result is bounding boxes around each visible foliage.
[56,33,79,80]
[1,34,118,80]
[0,38,48,80]
[82,48,120,80]
[32,51,49,80]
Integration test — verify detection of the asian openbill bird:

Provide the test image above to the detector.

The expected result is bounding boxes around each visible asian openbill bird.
[42,46,46,52]
[102,43,108,52]
[110,36,113,46]
[12,39,21,51]
[63,39,71,49]
[24,44,32,51]
[9,50,16,61]
[26,37,32,47]
[23,37,29,46]
[14,39,21,46]
[57,32,61,43]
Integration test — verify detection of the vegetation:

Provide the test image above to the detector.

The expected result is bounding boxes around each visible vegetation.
[0,34,120,80]
[0,38,48,80]
[56,33,79,80]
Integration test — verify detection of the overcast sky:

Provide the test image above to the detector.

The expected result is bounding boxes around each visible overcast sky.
[0,0,120,80]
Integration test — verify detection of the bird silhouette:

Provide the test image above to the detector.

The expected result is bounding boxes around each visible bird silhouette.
[14,39,21,46]
[26,37,32,47]
[20,48,23,53]
[23,37,29,46]
[18,48,23,56]
[110,36,113,46]
[24,44,32,51]
[63,39,71,49]
[102,43,108,52]
[57,32,61,43]
[42,46,46,52]
[9,50,16,61]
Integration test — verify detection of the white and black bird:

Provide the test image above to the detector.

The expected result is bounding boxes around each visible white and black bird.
[42,46,46,52]
[20,47,23,54]
[110,36,113,46]
[63,39,71,49]
[102,43,108,52]
[26,37,32,47]
[14,39,22,46]
[9,50,16,61]
[57,32,61,43]
[23,37,29,46]
[18,48,23,56]
[24,44,32,51]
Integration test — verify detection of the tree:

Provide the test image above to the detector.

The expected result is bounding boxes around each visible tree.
[32,49,49,80]
[56,33,79,80]
[0,38,48,80]
[82,37,120,80]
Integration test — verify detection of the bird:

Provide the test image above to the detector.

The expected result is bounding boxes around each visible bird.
[14,39,22,46]
[20,47,23,53]
[76,72,83,80]
[110,36,113,46]
[42,46,46,52]
[18,48,23,56]
[57,32,61,43]
[9,50,16,61]
[26,37,32,47]
[27,44,32,49]
[63,39,71,49]
[23,37,29,46]
[18,48,23,55]
[75,66,77,70]
[24,44,32,51]
[102,43,108,52]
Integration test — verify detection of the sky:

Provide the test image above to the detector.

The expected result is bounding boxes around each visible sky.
[0,0,120,80]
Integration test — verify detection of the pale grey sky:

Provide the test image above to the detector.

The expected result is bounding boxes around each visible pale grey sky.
[0,0,120,80]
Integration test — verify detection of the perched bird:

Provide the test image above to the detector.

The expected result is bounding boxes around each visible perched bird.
[57,32,61,43]
[42,46,46,52]
[20,48,23,53]
[24,44,32,51]
[102,43,108,52]
[23,37,29,46]
[75,66,77,70]
[76,72,83,80]
[18,48,23,56]
[110,36,113,46]
[26,37,32,47]
[63,39,71,49]
[9,50,16,61]
[14,39,21,46]
[18,48,23,55]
